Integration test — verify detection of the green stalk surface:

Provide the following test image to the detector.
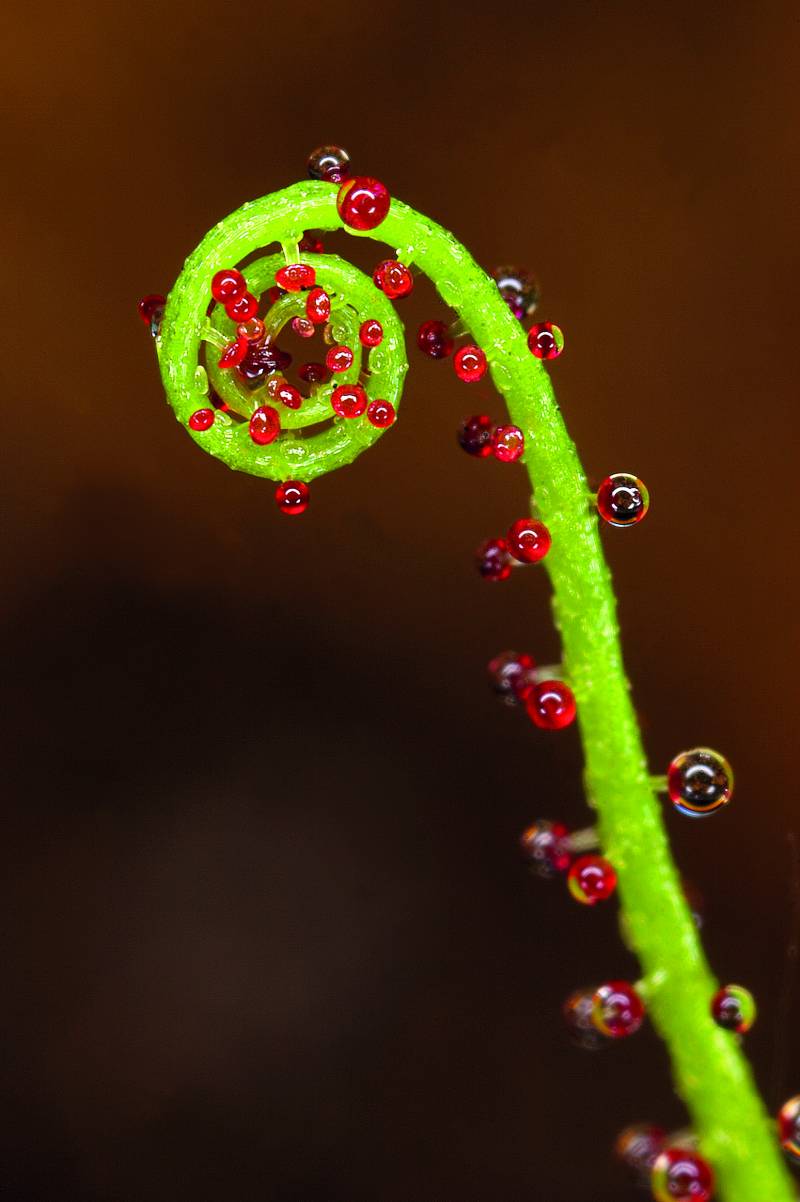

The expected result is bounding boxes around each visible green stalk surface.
[159,181,793,1202]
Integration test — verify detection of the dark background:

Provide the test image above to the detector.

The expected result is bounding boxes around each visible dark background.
[3,1,800,1198]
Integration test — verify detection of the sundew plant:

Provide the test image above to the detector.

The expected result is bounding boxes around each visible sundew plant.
[140,146,800,1202]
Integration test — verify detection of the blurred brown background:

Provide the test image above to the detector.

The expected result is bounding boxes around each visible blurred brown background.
[2,1,800,1198]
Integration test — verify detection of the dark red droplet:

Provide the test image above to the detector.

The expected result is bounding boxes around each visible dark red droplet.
[527,320,564,360]
[307,145,351,184]
[475,538,512,581]
[592,980,645,1039]
[276,480,310,515]
[275,263,316,292]
[778,1097,800,1159]
[367,399,396,428]
[248,405,281,446]
[454,344,487,382]
[299,231,324,254]
[596,474,650,527]
[488,650,536,706]
[457,414,494,457]
[417,319,454,359]
[331,383,368,418]
[325,345,354,373]
[359,319,384,347]
[218,334,250,369]
[507,517,551,563]
[275,382,303,410]
[373,259,414,299]
[526,680,576,730]
[236,342,292,387]
[710,985,756,1034]
[225,292,258,322]
[492,425,525,463]
[137,293,166,325]
[567,856,617,905]
[652,1147,714,1202]
[188,408,215,432]
[306,287,331,324]
[298,361,329,385]
[336,177,391,231]
[211,269,246,303]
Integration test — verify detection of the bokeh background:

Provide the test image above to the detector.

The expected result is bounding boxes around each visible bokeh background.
[3,1,800,1198]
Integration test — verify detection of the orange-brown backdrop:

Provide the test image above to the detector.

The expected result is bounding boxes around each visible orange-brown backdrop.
[3,1,800,1198]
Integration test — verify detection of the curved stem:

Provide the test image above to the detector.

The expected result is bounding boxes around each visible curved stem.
[161,182,793,1201]
[387,201,791,1202]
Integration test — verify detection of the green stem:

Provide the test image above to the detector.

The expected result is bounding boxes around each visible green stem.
[159,181,793,1202]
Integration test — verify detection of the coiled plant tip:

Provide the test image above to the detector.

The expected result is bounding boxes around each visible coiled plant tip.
[143,147,795,1202]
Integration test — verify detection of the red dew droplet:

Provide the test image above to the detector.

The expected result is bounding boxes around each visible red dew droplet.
[211,269,246,303]
[306,286,331,324]
[336,176,391,231]
[359,319,384,347]
[526,680,577,730]
[492,425,525,463]
[325,345,354,373]
[417,319,454,359]
[188,408,215,432]
[291,316,316,339]
[275,382,303,410]
[527,320,564,360]
[651,1147,714,1202]
[225,292,258,322]
[373,259,414,299]
[591,980,645,1039]
[237,317,265,342]
[331,383,368,418]
[596,474,650,526]
[457,414,494,457]
[475,538,513,581]
[275,480,310,515]
[710,984,756,1034]
[237,342,292,387]
[298,361,329,384]
[507,517,551,563]
[218,334,250,369]
[248,405,281,446]
[137,293,166,324]
[367,399,396,428]
[275,263,316,292]
[454,344,487,382]
[299,231,324,254]
[567,856,617,905]
[778,1096,800,1159]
